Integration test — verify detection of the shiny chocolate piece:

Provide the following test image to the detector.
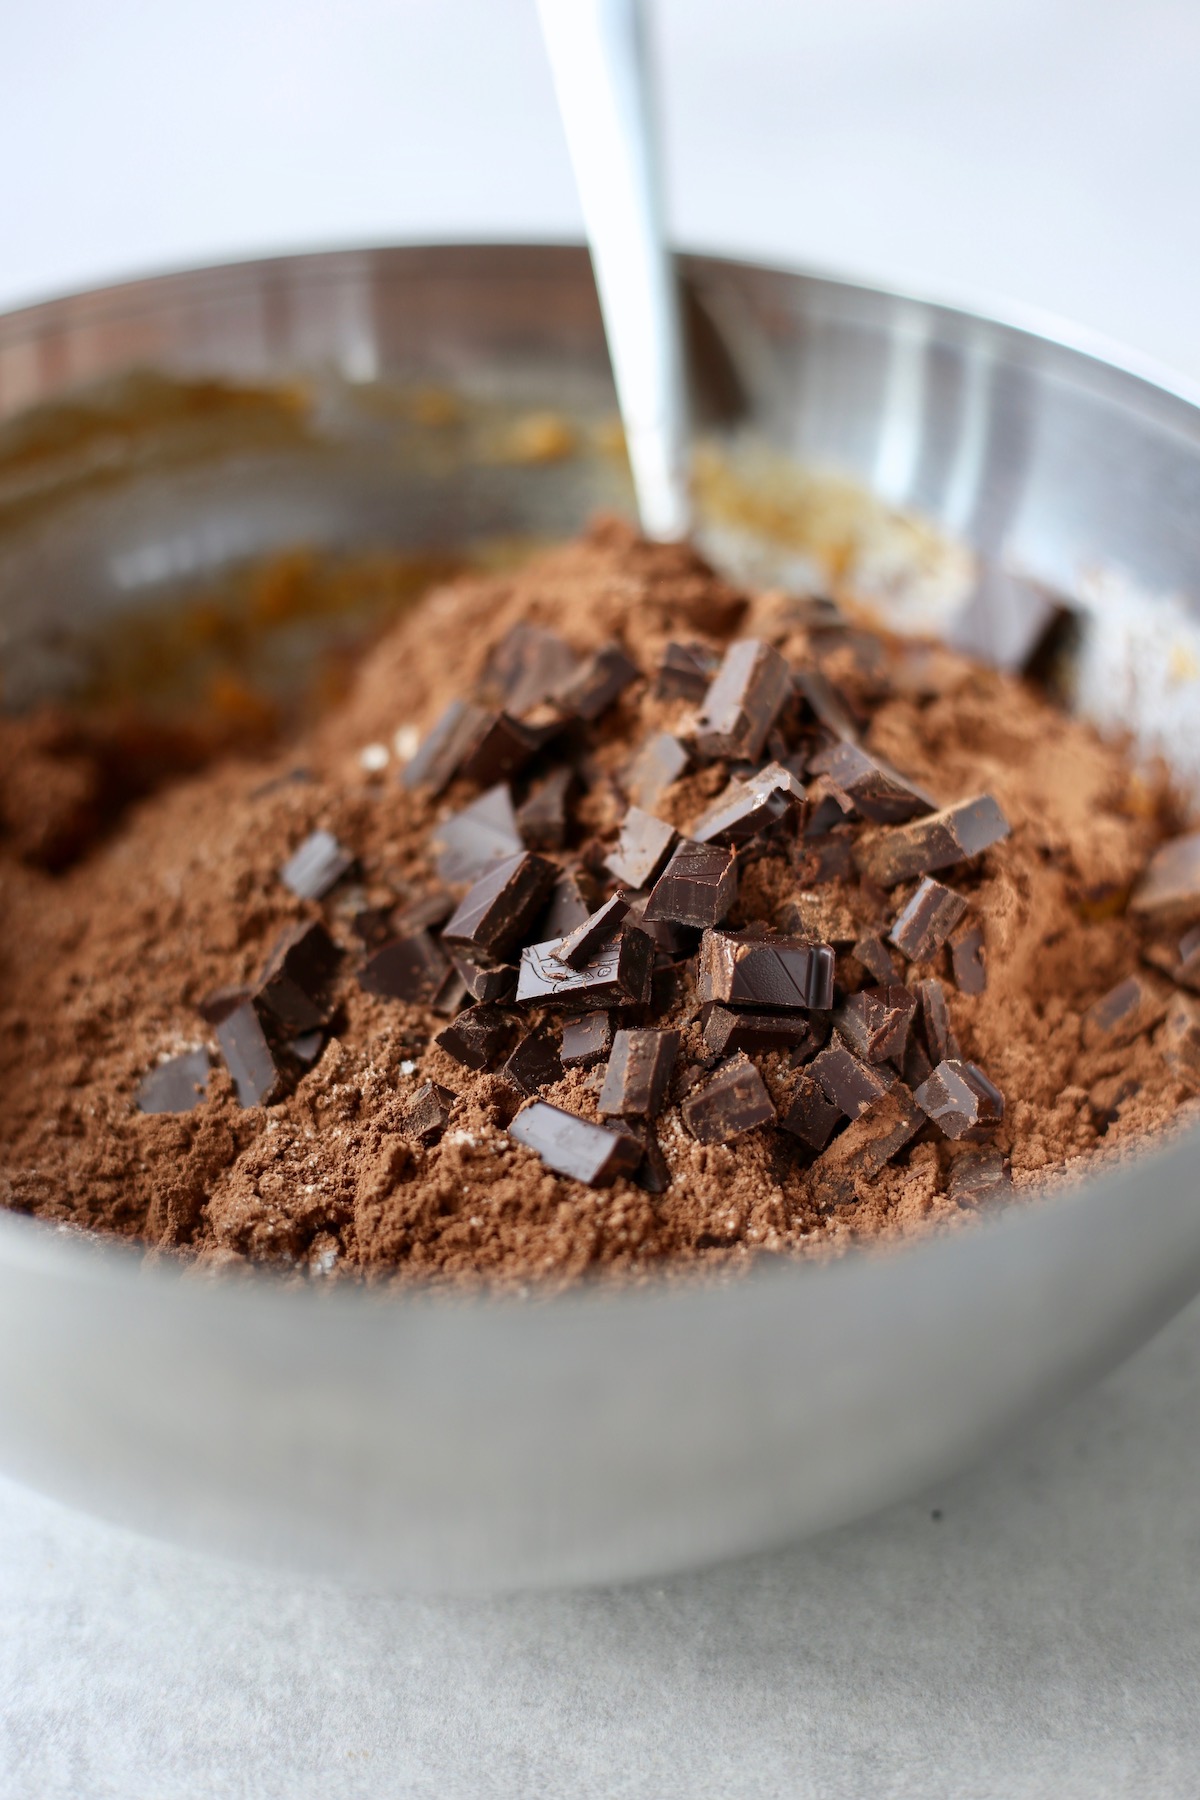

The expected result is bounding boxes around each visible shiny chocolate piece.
[553,641,639,720]
[913,977,961,1064]
[681,1053,776,1143]
[449,955,518,1004]
[256,921,341,1032]
[851,935,901,984]
[434,1004,514,1072]
[644,840,737,929]
[694,638,791,761]
[359,931,448,1004]
[888,878,969,961]
[779,1070,840,1152]
[402,1079,455,1144]
[809,1041,893,1119]
[433,783,522,883]
[697,930,835,1011]
[401,699,489,794]
[508,1101,643,1185]
[702,1006,814,1058]
[540,870,594,938]
[556,892,629,969]
[690,763,805,847]
[833,985,916,1064]
[625,732,690,812]
[216,1001,287,1108]
[279,828,354,900]
[1130,830,1200,920]
[597,1028,680,1118]
[1160,993,1200,1088]
[655,640,719,701]
[483,622,580,716]
[605,807,677,890]
[499,1026,563,1097]
[516,767,574,851]
[134,1048,210,1115]
[441,852,556,960]
[515,928,654,1009]
[457,712,546,786]
[793,665,859,742]
[946,1146,1011,1205]
[949,922,987,994]
[811,1086,922,1201]
[560,1011,614,1067]
[914,1058,1005,1139]
[856,794,1010,888]
[1081,974,1169,1050]
[820,741,935,825]
[430,964,470,1018]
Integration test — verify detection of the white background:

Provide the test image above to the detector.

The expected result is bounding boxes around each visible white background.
[4,3,1200,1795]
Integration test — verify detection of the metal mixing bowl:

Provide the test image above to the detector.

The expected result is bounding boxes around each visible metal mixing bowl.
[2,244,1199,1592]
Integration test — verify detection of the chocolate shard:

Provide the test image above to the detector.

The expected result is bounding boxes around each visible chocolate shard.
[690,762,805,846]
[552,641,639,721]
[431,964,470,1018]
[482,622,580,716]
[516,767,575,851]
[255,920,341,1032]
[851,935,902,984]
[539,869,594,938]
[197,984,250,1026]
[216,1000,287,1107]
[809,1041,893,1119]
[697,930,836,1011]
[914,1058,1005,1139]
[597,1028,680,1119]
[555,893,629,970]
[626,1122,672,1193]
[681,1052,777,1143]
[499,1026,563,1097]
[624,732,690,815]
[1131,831,1200,921]
[643,840,738,929]
[434,1004,514,1072]
[1144,924,1200,995]
[433,783,523,883]
[392,888,457,935]
[946,1146,1011,1205]
[811,1086,922,1201]
[888,878,970,961]
[402,1079,456,1144]
[779,1070,841,1152]
[779,890,859,946]
[913,977,961,1064]
[949,922,987,995]
[804,779,857,838]
[693,638,791,761]
[655,640,719,701]
[702,1005,814,1059]
[134,1047,210,1115]
[818,741,935,825]
[508,1100,643,1185]
[457,712,547,786]
[279,828,355,900]
[833,985,916,1064]
[560,1010,614,1067]
[1081,974,1169,1050]
[516,927,654,1009]
[1160,992,1200,1089]
[903,1033,935,1092]
[401,699,490,794]
[288,1029,325,1066]
[441,852,557,960]
[359,931,448,1004]
[449,954,517,1004]
[605,807,678,890]
[856,794,1011,888]
[793,665,859,742]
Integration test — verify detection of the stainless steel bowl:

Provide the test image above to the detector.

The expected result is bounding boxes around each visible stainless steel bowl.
[2,244,1199,1592]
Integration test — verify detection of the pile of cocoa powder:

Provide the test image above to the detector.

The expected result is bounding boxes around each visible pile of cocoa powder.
[1,517,1198,1289]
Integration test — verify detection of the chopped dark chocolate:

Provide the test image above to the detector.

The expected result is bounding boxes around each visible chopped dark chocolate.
[643,840,737,929]
[888,878,969,961]
[702,1006,814,1058]
[499,1026,563,1097]
[693,638,791,761]
[697,930,836,1010]
[359,931,448,1004]
[949,922,987,994]
[553,641,639,720]
[288,1029,325,1066]
[1160,993,1200,1089]
[392,888,457,935]
[913,977,961,1064]
[441,852,557,960]
[856,794,1010,888]
[655,640,719,701]
[431,964,470,1018]
[833,985,916,1064]
[256,921,341,1032]
[540,870,594,938]
[681,1052,776,1143]
[560,1010,614,1067]
[433,784,523,883]
[516,767,575,851]
[810,1086,922,1201]
[597,1028,680,1118]
[851,935,901,984]
[820,742,935,824]
[793,665,859,742]
[434,1004,514,1072]
[690,762,805,846]
[624,890,697,958]
[1131,830,1200,920]
[449,955,518,1004]
[401,699,490,793]
[402,1079,456,1143]
[508,1101,643,1185]
[134,1048,210,1115]
[809,1041,893,1119]
[804,776,857,837]
[279,828,354,900]
[1147,924,1200,995]
[197,984,250,1026]
[1081,974,1169,1050]
[457,713,547,786]
[914,1058,1005,1139]
[946,1145,1011,1205]
[624,732,690,813]
[627,1122,672,1193]
[605,807,677,889]
[483,622,580,716]
[555,892,630,969]
[515,928,654,1009]
[779,1070,841,1152]
[216,1000,287,1108]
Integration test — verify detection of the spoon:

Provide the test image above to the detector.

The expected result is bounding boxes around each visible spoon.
[536,0,691,541]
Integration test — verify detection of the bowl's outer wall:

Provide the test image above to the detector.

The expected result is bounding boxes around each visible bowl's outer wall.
[2,245,1200,1590]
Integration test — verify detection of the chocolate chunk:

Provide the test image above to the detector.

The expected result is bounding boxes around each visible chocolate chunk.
[449,955,518,1004]
[690,763,805,846]
[256,921,341,1032]
[401,699,490,793]
[279,828,354,900]
[516,767,575,851]
[902,1033,935,1091]
[597,1028,680,1118]
[947,1146,1011,1205]
[804,777,857,837]
[605,807,677,889]
[359,931,448,1003]
[483,622,580,716]
[833,985,916,1064]
[681,1053,776,1143]
[819,741,935,825]
[697,930,836,1011]
[441,852,556,960]
[540,870,594,938]
[624,889,698,958]
[644,840,737,929]
[793,665,859,742]
[392,889,456,935]
[553,641,639,720]
[655,640,719,701]
[851,935,901,984]
[433,783,523,883]
[402,1079,455,1143]
[779,890,859,946]
[216,1001,287,1107]
[288,1029,325,1066]
[913,977,961,1064]
[856,795,1010,888]
[625,732,690,812]
[809,1041,893,1119]
[457,713,547,786]
[516,928,654,1009]
[914,1059,1005,1139]
[1144,924,1200,995]
[702,1006,814,1058]
[134,1047,210,1115]
[556,892,629,968]
[888,878,969,961]
[1131,831,1200,920]
[197,984,250,1026]
[508,1101,643,1185]
[1160,993,1200,1089]
[779,1070,841,1152]
[627,1122,672,1192]
[949,922,987,994]
[499,1026,563,1097]
[431,964,470,1018]
[560,1010,614,1067]
[811,1086,922,1201]
[1081,974,1169,1049]
[434,1004,514,1071]
[694,639,791,761]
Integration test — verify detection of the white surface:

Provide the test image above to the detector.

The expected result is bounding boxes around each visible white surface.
[4,1,1200,1793]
